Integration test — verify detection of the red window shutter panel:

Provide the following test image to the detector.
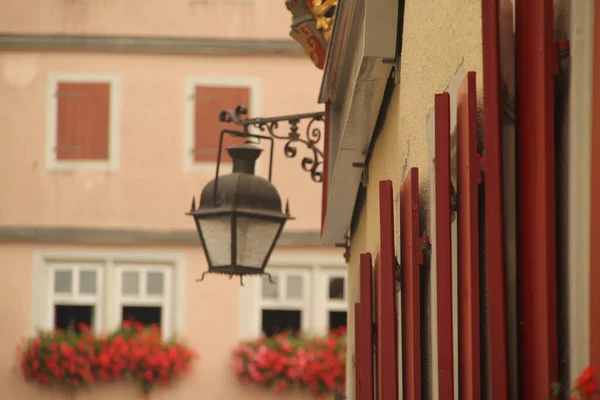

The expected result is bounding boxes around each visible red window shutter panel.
[400,168,422,400]
[515,0,558,396]
[194,86,249,163]
[481,0,510,395]
[359,252,374,400]
[377,181,399,400]
[322,101,331,234]
[591,0,600,368]
[56,82,110,160]
[354,302,363,400]
[434,93,455,400]
[457,71,482,400]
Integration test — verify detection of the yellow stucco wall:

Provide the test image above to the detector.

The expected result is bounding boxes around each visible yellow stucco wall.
[345,1,483,397]
[348,0,483,283]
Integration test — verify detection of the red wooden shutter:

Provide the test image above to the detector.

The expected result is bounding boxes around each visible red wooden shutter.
[399,168,422,400]
[354,302,363,400]
[377,180,399,400]
[194,86,249,163]
[434,93,454,400]
[591,0,600,367]
[457,72,481,400]
[56,82,110,160]
[515,0,558,396]
[482,0,510,396]
[322,101,331,234]
[359,253,374,400]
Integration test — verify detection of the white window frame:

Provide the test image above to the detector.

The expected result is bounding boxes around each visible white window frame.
[32,249,186,339]
[183,76,262,173]
[115,264,174,339]
[258,267,312,335]
[46,72,121,172]
[238,252,347,339]
[318,268,348,327]
[47,261,104,332]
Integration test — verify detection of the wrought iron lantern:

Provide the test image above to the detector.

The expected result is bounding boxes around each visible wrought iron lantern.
[188,130,293,284]
[188,106,325,284]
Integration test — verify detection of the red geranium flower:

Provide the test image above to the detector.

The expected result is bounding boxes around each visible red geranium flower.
[15,319,198,397]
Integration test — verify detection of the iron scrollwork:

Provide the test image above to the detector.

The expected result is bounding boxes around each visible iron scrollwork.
[219,105,325,183]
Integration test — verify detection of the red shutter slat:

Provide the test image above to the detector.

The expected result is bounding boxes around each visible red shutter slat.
[194,86,249,163]
[322,101,331,234]
[591,0,600,367]
[434,93,454,400]
[400,168,421,400]
[359,253,374,400]
[377,180,399,400]
[354,302,363,400]
[457,72,481,400]
[482,0,510,396]
[56,82,110,160]
[515,0,558,396]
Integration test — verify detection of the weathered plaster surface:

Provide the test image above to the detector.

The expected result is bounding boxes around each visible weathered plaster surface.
[346,0,484,397]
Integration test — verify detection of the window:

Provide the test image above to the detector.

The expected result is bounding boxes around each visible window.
[33,251,185,339]
[239,256,347,338]
[184,78,261,171]
[50,262,103,332]
[46,73,120,171]
[259,269,311,336]
[324,272,348,330]
[116,264,172,336]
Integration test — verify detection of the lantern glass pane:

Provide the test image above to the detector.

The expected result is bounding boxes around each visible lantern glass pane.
[235,216,282,269]
[197,216,232,267]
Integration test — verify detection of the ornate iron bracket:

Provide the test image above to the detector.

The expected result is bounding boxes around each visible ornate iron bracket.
[219,105,326,183]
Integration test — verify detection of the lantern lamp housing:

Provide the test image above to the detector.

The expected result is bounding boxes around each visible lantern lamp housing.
[188,140,292,281]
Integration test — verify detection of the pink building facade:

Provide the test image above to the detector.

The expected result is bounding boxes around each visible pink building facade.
[0,1,345,399]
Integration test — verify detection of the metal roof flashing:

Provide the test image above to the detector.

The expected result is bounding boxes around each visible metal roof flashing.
[318,0,399,245]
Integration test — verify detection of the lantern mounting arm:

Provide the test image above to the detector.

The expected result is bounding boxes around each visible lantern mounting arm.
[219,105,326,183]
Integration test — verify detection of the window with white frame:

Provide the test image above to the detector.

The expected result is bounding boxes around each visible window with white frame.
[183,77,261,172]
[322,270,348,331]
[33,251,184,339]
[116,264,173,337]
[46,73,121,172]
[50,261,103,333]
[259,268,311,336]
[240,261,348,338]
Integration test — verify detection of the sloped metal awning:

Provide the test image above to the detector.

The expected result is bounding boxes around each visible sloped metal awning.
[318,0,399,245]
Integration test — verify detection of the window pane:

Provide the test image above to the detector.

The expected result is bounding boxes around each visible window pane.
[261,309,301,337]
[286,275,303,299]
[54,304,94,332]
[122,271,139,295]
[54,270,72,294]
[261,275,278,299]
[328,277,345,300]
[147,272,164,295]
[329,311,347,331]
[122,306,162,328]
[79,270,97,294]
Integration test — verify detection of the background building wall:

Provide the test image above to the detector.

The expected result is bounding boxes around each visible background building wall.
[0,0,292,39]
[0,1,343,399]
[0,244,337,400]
[0,52,324,232]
